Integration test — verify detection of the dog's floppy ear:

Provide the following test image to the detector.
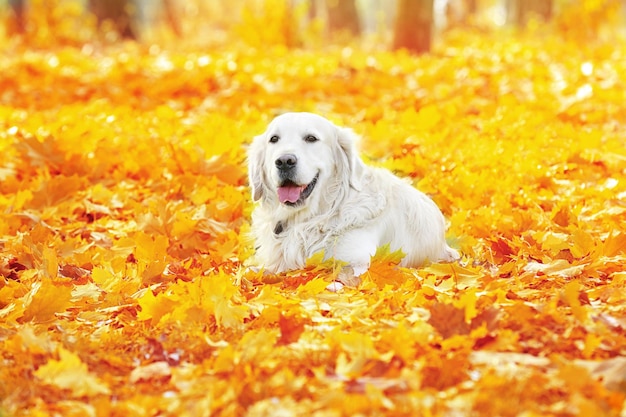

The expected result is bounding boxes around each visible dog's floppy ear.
[247,134,266,202]
[336,127,365,191]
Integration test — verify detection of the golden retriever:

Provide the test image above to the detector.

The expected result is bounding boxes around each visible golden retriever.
[248,112,459,287]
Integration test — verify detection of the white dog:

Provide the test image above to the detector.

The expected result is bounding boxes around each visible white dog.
[247,112,459,284]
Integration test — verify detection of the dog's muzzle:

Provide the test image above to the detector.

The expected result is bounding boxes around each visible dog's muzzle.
[274,153,318,206]
[275,154,297,180]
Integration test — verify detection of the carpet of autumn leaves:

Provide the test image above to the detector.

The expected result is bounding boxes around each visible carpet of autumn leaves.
[2,2,626,416]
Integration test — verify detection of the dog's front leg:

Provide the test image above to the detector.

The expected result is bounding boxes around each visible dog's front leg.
[326,228,377,291]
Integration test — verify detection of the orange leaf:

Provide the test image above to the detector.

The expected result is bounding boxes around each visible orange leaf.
[428,302,469,338]
[22,278,73,323]
[34,347,110,397]
[366,245,405,288]
[277,312,308,345]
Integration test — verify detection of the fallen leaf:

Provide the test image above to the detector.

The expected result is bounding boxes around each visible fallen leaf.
[129,361,172,384]
[523,259,586,278]
[34,347,110,396]
[575,357,626,393]
[277,312,308,345]
[21,278,73,323]
[428,302,469,338]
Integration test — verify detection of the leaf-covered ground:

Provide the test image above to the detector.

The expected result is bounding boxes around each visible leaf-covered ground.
[1,9,626,417]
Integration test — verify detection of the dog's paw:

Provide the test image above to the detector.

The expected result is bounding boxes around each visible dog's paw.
[444,247,461,262]
[326,265,363,292]
[326,281,345,292]
[338,266,363,287]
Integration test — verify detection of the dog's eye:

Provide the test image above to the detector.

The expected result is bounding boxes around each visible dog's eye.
[269,135,279,143]
[304,135,318,143]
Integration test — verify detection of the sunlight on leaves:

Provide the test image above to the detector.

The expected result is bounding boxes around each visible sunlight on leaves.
[1,2,626,415]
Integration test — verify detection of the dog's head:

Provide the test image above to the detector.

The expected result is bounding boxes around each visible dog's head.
[248,112,364,212]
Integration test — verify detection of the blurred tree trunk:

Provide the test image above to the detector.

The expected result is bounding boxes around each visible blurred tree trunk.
[309,0,319,20]
[89,0,136,39]
[506,0,553,25]
[466,0,477,15]
[393,0,434,53]
[325,0,360,35]
[163,0,182,37]
[7,0,25,34]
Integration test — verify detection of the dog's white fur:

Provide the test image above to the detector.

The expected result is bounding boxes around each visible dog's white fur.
[248,112,459,279]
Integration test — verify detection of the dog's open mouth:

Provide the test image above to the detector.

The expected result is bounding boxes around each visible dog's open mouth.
[277,173,319,206]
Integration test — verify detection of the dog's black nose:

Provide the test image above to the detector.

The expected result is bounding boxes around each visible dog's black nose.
[275,154,297,170]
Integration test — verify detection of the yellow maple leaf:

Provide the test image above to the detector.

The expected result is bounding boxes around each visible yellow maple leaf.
[533,231,571,254]
[569,229,596,258]
[423,262,480,291]
[166,271,249,329]
[136,287,177,326]
[295,277,331,296]
[212,344,236,374]
[13,189,33,211]
[91,265,119,293]
[452,287,478,323]
[71,282,102,302]
[603,232,626,257]
[41,246,58,279]
[21,278,73,323]
[171,210,198,237]
[562,280,589,323]
[134,231,169,263]
[34,347,110,397]
[378,321,418,362]
[200,273,250,330]
[339,330,377,356]
[414,104,442,131]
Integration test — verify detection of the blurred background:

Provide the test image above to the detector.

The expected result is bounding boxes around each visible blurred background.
[1,0,625,51]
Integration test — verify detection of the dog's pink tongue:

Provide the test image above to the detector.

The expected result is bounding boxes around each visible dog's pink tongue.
[278,185,305,203]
